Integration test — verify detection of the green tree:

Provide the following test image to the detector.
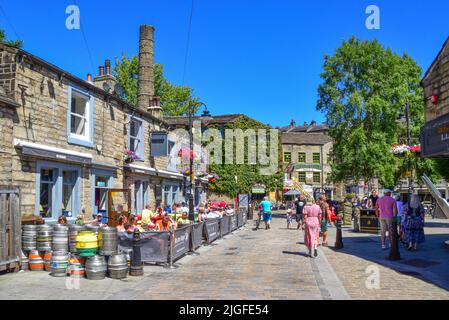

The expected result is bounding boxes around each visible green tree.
[317,36,438,189]
[113,54,199,115]
[0,29,22,48]
[207,116,284,196]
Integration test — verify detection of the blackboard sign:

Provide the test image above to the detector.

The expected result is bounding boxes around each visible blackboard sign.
[220,216,230,236]
[239,194,249,207]
[190,223,204,250]
[421,112,449,157]
[205,219,220,244]
[230,215,238,231]
[172,226,190,261]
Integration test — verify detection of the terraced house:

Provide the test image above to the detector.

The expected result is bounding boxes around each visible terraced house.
[0,25,188,224]
[280,120,344,200]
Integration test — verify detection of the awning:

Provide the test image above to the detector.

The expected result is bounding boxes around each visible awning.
[14,139,92,165]
[124,164,157,175]
[284,189,300,196]
[157,169,184,180]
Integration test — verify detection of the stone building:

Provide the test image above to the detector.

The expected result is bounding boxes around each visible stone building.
[421,37,449,158]
[0,25,184,223]
[280,120,337,199]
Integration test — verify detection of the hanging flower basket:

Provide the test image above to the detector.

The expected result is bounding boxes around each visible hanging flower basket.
[391,144,421,157]
[178,147,198,160]
[180,167,192,176]
[124,149,139,164]
[208,173,219,183]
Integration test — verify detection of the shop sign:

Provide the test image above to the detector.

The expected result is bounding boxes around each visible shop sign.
[421,113,449,157]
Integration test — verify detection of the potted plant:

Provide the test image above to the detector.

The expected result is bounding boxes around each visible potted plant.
[124,149,139,164]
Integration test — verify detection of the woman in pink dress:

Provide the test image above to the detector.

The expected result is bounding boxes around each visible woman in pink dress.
[302,200,322,258]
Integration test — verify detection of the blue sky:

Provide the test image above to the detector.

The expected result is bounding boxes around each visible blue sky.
[1,0,448,127]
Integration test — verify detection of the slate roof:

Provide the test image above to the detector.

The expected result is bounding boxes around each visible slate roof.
[282,132,333,146]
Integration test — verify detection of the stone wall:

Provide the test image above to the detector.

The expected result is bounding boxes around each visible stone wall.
[422,40,449,122]
[0,46,16,100]
[0,105,15,186]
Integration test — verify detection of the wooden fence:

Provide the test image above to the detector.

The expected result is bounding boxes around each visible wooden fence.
[0,188,21,272]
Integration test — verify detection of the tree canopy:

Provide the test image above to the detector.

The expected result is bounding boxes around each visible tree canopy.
[0,29,22,48]
[317,36,440,188]
[207,116,284,196]
[113,54,199,116]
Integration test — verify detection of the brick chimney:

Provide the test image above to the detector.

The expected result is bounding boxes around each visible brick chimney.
[94,59,116,92]
[138,25,162,118]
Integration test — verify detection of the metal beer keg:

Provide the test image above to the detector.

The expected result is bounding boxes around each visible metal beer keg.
[85,255,107,280]
[98,226,118,256]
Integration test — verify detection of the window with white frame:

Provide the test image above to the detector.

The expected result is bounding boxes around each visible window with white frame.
[129,116,144,160]
[67,85,93,147]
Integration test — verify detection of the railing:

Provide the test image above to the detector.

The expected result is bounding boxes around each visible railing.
[421,174,449,219]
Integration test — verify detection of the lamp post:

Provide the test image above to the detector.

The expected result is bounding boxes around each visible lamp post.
[188,102,212,222]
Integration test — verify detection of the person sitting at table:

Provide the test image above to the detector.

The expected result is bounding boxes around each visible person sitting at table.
[57,215,68,225]
[90,213,106,227]
[156,212,176,231]
[198,207,207,222]
[141,205,153,226]
[206,208,220,219]
[225,206,234,215]
[176,212,191,226]
[116,215,127,232]
[127,215,145,233]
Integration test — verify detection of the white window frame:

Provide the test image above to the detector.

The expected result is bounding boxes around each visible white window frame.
[67,84,94,148]
[128,115,144,160]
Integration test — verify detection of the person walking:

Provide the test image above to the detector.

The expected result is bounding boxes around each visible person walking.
[404,194,425,251]
[294,194,307,230]
[375,189,398,250]
[286,208,293,229]
[318,195,331,246]
[368,190,379,208]
[302,200,322,257]
[260,197,272,230]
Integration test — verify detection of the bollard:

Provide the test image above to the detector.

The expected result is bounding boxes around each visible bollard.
[130,229,144,276]
[388,218,401,261]
[164,225,178,269]
[334,215,344,249]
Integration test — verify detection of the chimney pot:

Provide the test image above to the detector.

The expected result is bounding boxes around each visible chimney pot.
[87,74,93,83]
[105,59,111,75]
[99,66,105,76]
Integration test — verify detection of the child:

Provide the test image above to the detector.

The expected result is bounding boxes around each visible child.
[286,208,293,229]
